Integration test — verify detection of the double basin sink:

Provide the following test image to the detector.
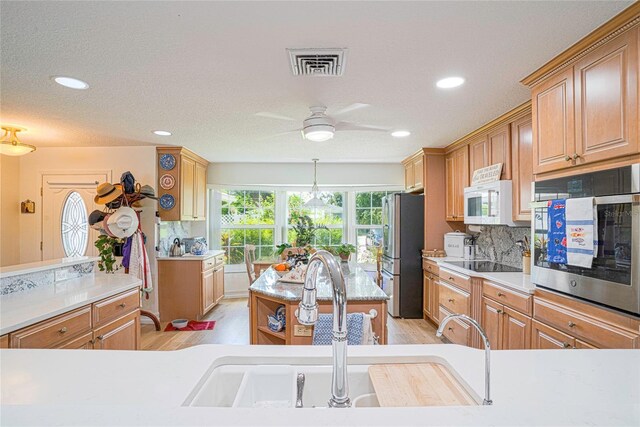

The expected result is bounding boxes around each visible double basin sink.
[183,355,479,409]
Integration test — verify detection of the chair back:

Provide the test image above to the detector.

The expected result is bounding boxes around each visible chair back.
[245,244,257,284]
[280,247,305,260]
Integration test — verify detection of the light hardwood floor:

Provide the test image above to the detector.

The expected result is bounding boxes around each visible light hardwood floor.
[141,298,442,351]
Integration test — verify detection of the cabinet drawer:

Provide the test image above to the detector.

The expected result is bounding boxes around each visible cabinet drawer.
[534,298,638,349]
[483,281,532,315]
[438,306,470,346]
[10,306,92,349]
[56,331,94,349]
[93,289,140,328]
[439,268,470,292]
[203,258,216,271]
[423,260,439,276]
[439,281,470,316]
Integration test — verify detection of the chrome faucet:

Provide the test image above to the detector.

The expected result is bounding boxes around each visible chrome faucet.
[295,250,350,408]
[436,313,493,405]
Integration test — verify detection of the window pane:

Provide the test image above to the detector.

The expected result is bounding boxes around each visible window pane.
[356,227,382,263]
[356,208,371,225]
[220,189,275,225]
[329,229,343,245]
[61,191,89,257]
[356,192,371,208]
[371,208,383,225]
[229,247,244,264]
[315,229,331,246]
[260,229,274,246]
[259,246,274,259]
[371,192,386,207]
[245,229,260,245]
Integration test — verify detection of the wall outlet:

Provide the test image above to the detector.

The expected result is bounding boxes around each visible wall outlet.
[293,325,313,337]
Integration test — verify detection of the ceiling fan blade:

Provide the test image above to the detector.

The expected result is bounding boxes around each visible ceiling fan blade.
[258,129,303,140]
[335,121,391,132]
[331,103,370,117]
[255,112,297,122]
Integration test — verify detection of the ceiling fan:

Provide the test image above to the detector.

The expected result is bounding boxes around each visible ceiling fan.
[256,104,391,142]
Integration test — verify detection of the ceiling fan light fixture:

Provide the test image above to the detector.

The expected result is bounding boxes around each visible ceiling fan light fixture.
[52,76,90,90]
[391,130,411,138]
[304,127,335,142]
[0,126,36,156]
[436,76,465,89]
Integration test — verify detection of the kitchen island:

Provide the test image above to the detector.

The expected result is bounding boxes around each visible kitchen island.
[1,344,638,426]
[249,261,389,345]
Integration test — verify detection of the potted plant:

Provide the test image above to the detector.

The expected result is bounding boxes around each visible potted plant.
[291,215,327,247]
[336,243,356,262]
[95,235,122,273]
[275,243,292,257]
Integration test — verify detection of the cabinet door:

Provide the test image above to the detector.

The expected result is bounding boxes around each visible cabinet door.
[93,311,140,351]
[445,153,456,220]
[532,67,575,174]
[56,332,94,349]
[413,155,424,191]
[531,320,574,350]
[503,307,531,350]
[180,156,196,220]
[468,137,488,179]
[511,116,533,222]
[481,297,503,350]
[423,270,431,318]
[213,266,225,303]
[453,146,469,220]
[404,161,415,191]
[194,162,207,220]
[488,124,511,179]
[0,335,8,348]
[202,268,215,315]
[574,29,638,164]
[429,276,439,325]
[575,339,598,349]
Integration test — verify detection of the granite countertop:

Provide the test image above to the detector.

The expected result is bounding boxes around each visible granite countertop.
[1,344,638,426]
[156,250,225,261]
[0,256,98,279]
[250,261,388,302]
[0,273,141,335]
[425,256,535,294]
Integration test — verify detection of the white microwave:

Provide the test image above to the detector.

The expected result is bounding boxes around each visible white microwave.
[463,180,515,226]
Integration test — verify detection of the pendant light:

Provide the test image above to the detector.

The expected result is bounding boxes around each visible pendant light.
[0,126,35,156]
[304,159,326,209]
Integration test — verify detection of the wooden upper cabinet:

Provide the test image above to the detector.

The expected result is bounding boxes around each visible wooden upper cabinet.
[445,146,469,221]
[195,162,207,220]
[574,28,638,164]
[532,66,575,174]
[511,115,533,222]
[488,124,512,179]
[181,156,196,220]
[468,137,488,178]
[402,152,424,192]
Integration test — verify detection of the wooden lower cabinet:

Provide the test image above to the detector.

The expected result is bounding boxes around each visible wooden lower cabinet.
[503,307,531,350]
[93,310,140,350]
[422,270,440,325]
[213,265,224,304]
[531,320,574,349]
[438,306,470,346]
[57,332,94,350]
[481,297,503,349]
[202,267,216,314]
[575,339,599,349]
[9,306,92,349]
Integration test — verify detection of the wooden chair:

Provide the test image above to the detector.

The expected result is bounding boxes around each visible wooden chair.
[245,244,257,285]
[280,247,305,260]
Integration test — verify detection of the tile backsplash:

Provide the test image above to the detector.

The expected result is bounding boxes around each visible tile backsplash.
[157,221,208,256]
[472,225,531,269]
[0,261,95,296]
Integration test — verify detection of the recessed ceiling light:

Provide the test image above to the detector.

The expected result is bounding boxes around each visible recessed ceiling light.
[52,76,89,90]
[391,130,411,138]
[436,76,465,89]
[152,130,172,136]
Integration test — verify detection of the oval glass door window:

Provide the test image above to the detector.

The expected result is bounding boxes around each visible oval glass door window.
[61,191,89,257]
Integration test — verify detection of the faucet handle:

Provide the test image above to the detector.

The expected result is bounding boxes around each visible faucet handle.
[295,303,318,325]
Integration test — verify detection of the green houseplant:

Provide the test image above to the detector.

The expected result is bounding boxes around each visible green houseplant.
[336,243,356,262]
[95,235,122,273]
[291,215,327,247]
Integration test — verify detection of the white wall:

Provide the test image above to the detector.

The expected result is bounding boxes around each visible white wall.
[208,162,403,187]
[1,155,22,266]
[15,146,159,315]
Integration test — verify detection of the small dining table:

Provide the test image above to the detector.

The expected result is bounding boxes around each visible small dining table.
[252,258,278,278]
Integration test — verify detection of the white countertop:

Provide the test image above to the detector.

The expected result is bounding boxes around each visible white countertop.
[0,256,98,279]
[426,257,535,294]
[1,344,638,426]
[0,273,141,335]
[156,250,225,261]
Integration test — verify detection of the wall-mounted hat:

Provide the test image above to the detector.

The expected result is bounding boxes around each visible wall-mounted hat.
[95,182,123,205]
[139,185,157,200]
[88,210,106,226]
[106,207,139,239]
[102,214,116,237]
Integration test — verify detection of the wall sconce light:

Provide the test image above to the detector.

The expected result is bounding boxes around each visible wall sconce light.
[21,199,36,214]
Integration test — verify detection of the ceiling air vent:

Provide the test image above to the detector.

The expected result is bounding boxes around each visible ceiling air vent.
[287,48,347,77]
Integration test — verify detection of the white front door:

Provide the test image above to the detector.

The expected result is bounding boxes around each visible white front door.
[42,173,108,260]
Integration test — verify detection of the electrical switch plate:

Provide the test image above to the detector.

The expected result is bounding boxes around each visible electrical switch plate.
[294,325,313,337]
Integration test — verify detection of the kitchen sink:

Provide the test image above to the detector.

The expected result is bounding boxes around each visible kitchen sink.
[184,356,479,408]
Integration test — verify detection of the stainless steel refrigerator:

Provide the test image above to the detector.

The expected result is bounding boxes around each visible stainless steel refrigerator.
[381,193,424,318]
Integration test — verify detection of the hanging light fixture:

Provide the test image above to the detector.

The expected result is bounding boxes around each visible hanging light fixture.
[304,159,326,209]
[0,126,35,156]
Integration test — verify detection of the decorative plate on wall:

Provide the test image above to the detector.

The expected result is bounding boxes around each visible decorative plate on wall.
[159,154,176,170]
[160,174,175,190]
[159,194,175,210]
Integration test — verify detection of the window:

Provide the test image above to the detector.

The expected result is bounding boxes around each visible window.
[287,191,344,248]
[61,191,89,257]
[355,191,392,263]
[219,190,275,265]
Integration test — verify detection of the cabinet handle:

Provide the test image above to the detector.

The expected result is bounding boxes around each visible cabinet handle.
[448,276,455,281]
[448,298,454,303]
[118,303,126,308]
[568,321,576,328]
[497,309,503,314]
[562,342,572,348]
[59,327,68,334]
[448,327,453,332]
[572,153,580,160]
[97,335,104,340]
[497,292,504,297]
[564,155,572,161]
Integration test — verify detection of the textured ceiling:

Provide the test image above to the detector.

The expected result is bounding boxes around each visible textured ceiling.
[0,1,632,163]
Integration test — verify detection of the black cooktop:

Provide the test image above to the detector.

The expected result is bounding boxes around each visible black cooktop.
[447,261,522,273]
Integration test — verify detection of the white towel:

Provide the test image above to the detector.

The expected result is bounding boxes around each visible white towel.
[129,230,153,295]
[565,197,597,268]
[361,313,375,345]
